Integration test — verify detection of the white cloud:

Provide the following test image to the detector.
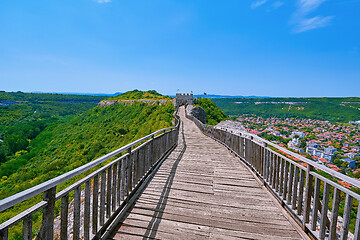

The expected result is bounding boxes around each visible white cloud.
[295,16,334,32]
[295,0,326,15]
[291,0,334,33]
[251,0,268,9]
[272,1,284,10]
[95,0,111,3]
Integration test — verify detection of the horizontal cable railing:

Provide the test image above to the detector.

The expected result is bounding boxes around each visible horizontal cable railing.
[0,113,180,240]
[186,108,360,240]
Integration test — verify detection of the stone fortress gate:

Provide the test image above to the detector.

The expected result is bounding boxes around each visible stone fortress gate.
[175,93,195,107]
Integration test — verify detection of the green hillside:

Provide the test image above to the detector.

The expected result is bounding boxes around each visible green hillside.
[0,101,174,198]
[213,97,360,123]
[195,97,228,125]
[0,92,106,166]
[107,89,172,100]
[0,91,175,240]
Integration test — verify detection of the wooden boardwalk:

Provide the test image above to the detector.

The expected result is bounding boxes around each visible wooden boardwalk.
[108,107,308,240]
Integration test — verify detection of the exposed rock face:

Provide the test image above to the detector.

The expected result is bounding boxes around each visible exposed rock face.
[98,99,173,107]
[186,105,206,124]
[215,120,247,135]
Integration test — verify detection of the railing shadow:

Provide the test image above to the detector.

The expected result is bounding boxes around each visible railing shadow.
[142,121,186,239]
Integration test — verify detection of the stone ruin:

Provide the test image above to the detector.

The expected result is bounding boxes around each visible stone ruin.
[176,93,195,107]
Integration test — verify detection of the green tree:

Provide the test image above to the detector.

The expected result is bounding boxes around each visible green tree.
[5,135,28,155]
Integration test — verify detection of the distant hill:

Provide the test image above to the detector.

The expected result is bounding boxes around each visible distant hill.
[194,94,270,99]
[213,97,360,123]
[30,91,121,96]
[107,89,172,101]
[169,94,269,98]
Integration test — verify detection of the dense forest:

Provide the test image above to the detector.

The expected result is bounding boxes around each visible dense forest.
[213,97,360,123]
[0,92,106,165]
[0,90,175,240]
[195,97,229,125]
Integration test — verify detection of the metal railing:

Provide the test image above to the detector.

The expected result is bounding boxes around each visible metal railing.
[0,114,180,240]
[186,108,360,240]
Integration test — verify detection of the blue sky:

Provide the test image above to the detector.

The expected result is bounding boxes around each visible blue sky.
[0,0,359,97]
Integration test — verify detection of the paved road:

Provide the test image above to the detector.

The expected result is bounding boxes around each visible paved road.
[109,107,307,239]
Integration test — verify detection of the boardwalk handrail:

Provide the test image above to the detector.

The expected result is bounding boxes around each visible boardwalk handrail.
[0,113,180,240]
[186,107,360,240]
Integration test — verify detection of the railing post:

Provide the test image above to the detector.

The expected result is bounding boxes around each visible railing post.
[271,152,276,188]
[73,185,81,240]
[92,174,99,235]
[60,194,69,240]
[341,194,353,240]
[353,202,360,240]
[120,156,126,202]
[275,155,280,192]
[250,136,254,166]
[84,180,91,240]
[319,182,330,239]
[37,187,56,240]
[100,171,106,226]
[0,229,8,240]
[106,166,112,218]
[22,214,32,240]
[151,135,154,166]
[262,142,267,183]
[127,148,132,194]
[303,165,314,229]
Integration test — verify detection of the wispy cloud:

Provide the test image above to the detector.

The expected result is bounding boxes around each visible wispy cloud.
[251,0,268,9]
[95,0,111,3]
[292,0,334,33]
[296,0,326,15]
[295,16,334,32]
[272,1,284,10]
[266,1,284,11]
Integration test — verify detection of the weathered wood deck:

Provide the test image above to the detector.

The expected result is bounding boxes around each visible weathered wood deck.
[108,107,308,239]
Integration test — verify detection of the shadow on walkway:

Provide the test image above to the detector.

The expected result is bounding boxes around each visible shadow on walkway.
[141,121,186,239]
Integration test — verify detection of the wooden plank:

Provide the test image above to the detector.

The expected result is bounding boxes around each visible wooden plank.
[109,106,306,240]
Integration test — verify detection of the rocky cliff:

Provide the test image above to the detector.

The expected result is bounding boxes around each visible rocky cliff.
[186,105,206,124]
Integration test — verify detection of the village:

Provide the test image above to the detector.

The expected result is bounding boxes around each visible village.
[237,114,360,186]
